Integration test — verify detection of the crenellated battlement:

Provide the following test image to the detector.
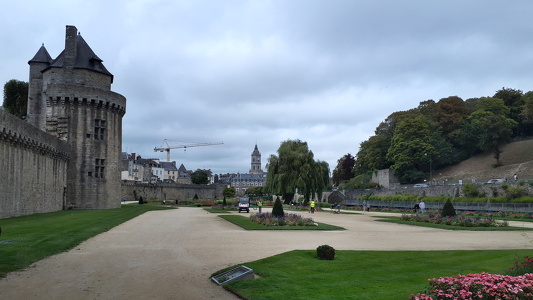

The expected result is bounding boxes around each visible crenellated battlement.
[45,94,126,116]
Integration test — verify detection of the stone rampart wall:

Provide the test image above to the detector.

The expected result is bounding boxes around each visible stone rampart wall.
[345,184,532,199]
[343,184,533,212]
[0,110,70,218]
[121,182,226,202]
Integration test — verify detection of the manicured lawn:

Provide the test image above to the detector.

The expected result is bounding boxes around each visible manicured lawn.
[376,216,533,231]
[219,215,345,230]
[0,203,174,278]
[204,207,233,213]
[220,249,532,300]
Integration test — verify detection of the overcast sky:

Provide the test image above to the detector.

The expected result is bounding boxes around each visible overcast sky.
[2,1,533,175]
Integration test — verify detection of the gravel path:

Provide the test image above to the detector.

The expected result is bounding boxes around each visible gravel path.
[1,207,532,299]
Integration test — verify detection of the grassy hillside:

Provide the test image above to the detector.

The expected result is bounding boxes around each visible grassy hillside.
[435,139,533,182]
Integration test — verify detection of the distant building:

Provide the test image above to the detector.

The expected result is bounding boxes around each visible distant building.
[231,144,267,195]
[176,164,192,184]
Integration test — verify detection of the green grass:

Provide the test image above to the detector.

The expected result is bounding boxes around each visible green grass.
[375,216,533,231]
[219,215,345,230]
[0,202,174,278]
[220,249,532,300]
[204,207,233,213]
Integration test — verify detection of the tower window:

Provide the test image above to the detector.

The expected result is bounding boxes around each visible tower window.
[94,119,106,140]
[95,158,105,178]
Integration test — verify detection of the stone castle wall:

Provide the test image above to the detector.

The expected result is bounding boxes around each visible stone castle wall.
[121,183,226,202]
[0,110,70,218]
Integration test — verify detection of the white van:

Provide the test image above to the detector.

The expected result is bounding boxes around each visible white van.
[238,197,250,213]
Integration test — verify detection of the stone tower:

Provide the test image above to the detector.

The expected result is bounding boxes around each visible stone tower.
[27,25,126,209]
[249,144,263,175]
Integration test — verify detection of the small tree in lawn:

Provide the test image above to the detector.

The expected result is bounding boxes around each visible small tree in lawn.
[441,199,456,217]
[272,196,284,217]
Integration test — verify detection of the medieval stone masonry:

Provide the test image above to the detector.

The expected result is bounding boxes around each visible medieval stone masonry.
[1,25,126,217]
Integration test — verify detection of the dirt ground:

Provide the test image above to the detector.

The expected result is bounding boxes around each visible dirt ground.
[1,207,533,300]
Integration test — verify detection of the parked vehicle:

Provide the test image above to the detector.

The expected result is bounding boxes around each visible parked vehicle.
[485,179,505,184]
[238,197,250,213]
[413,183,429,188]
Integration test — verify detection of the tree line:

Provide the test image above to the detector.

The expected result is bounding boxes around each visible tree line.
[333,87,533,185]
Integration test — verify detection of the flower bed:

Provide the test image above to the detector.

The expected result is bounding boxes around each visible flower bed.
[249,212,315,227]
[463,211,533,220]
[400,214,508,227]
[411,272,533,299]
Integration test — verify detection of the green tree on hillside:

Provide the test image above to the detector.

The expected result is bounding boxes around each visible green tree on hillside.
[436,96,468,141]
[3,79,28,119]
[386,115,436,183]
[353,110,416,176]
[265,139,330,204]
[494,87,524,136]
[354,133,391,175]
[456,110,517,165]
[476,97,511,116]
[520,91,533,136]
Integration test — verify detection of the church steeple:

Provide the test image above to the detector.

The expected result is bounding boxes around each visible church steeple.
[250,144,263,175]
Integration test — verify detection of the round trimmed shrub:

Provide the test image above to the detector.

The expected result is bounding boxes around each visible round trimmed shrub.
[316,245,335,260]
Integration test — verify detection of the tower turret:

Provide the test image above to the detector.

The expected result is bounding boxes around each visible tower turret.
[27,44,52,129]
[27,25,126,209]
[250,144,263,175]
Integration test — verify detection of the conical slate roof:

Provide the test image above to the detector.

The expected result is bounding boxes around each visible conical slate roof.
[28,44,52,64]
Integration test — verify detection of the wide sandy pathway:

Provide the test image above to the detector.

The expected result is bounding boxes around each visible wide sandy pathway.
[1,207,533,299]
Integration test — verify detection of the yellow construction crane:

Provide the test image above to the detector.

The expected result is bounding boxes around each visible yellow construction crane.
[154,139,224,162]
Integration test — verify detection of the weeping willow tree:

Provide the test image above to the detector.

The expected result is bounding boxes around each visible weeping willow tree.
[265,139,330,204]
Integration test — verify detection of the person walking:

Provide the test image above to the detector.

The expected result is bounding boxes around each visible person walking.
[413,202,420,214]
[257,200,263,213]
[419,200,426,214]
[310,200,315,214]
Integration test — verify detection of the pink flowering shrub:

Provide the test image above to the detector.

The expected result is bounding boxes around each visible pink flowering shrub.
[509,256,533,276]
[411,272,533,300]
[249,212,315,226]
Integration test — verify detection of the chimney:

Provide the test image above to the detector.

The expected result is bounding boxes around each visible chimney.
[64,25,78,67]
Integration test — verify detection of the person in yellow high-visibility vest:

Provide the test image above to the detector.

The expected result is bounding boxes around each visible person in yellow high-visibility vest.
[257,200,263,213]
[310,200,315,214]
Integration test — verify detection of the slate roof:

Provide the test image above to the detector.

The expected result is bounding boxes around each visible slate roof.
[160,162,178,171]
[251,144,261,156]
[28,44,52,64]
[178,164,188,173]
[46,33,113,81]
